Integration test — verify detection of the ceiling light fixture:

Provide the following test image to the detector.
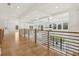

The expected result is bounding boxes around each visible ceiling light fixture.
[17,6,20,8]
[49,17,52,19]
[56,6,58,8]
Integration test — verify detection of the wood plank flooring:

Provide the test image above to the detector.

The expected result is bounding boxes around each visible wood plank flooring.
[1,32,63,56]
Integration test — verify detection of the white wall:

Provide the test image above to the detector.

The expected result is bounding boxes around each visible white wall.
[0,5,79,32]
[32,12,69,30]
[69,8,79,32]
[0,18,20,32]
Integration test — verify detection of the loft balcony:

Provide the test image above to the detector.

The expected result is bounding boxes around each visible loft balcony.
[0,29,79,56]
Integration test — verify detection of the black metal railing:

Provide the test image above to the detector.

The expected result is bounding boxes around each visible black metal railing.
[19,29,79,56]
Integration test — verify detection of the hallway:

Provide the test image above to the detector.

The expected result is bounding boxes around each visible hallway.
[0,3,79,56]
[1,32,60,56]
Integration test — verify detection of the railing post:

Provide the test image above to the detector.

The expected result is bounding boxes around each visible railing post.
[28,29,30,40]
[35,29,37,45]
[47,30,50,50]
[60,38,62,50]
[0,29,4,56]
[24,28,25,38]
[53,36,54,46]
[19,29,20,39]
[0,29,4,44]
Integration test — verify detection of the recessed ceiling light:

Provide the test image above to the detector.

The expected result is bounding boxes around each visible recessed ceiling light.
[17,6,20,8]
[56,6,58,8]
[49,17,52,19]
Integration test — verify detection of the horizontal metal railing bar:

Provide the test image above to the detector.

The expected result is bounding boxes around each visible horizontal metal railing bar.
[64,40,79,44]
[49,45,79,56]
[49,41,54,43]
[64,45,79,51]
[19,30,78,45]
[19,29,79,37]
[25,29,79,34]
[19,29,79,56]
[49,32,79,38]
[49,35,79,41]
[64,42,79,47]
[65,49,79,56]
[63,37,79,41]
[48,30,79,34]
[66,51,75,56]
[51,39,79,44]
[65,49,79,55]
[49,47,66,55]
[39,41,66,55]
[39,42,66,56]
[49,42,79,50]
[48,42,79,52]
[19,29,79,34]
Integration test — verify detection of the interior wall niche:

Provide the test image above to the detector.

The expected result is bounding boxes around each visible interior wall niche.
[49,24,52,28]
[53,24,56,29]
[63,23,68,30]
[58,24,62,29]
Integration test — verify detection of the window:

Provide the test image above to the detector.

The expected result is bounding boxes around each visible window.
[53,24,56,29]
[58,24,62,29]
[63,23,68,29]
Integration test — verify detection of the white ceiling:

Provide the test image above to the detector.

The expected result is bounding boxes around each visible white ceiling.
[0,3,79,21]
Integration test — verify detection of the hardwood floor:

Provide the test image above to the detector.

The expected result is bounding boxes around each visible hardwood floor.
[0,48,1,56]
[1,32,63,56]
